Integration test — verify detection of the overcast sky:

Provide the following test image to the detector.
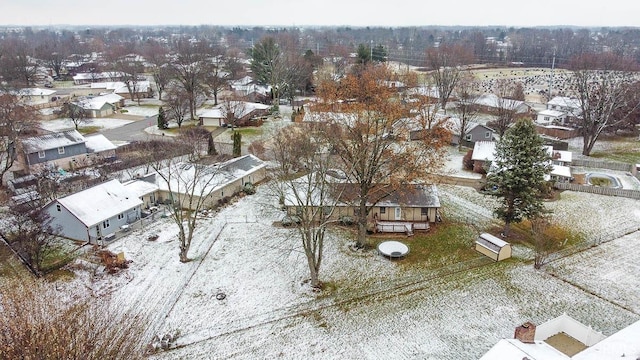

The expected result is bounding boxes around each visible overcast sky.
[2,0,639,28]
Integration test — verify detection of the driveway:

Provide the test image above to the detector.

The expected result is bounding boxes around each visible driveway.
[101,115,159,142]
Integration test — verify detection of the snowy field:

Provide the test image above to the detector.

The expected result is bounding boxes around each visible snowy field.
[52,177,640,359]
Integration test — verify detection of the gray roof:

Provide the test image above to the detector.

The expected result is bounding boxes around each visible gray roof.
[21,130,85,154]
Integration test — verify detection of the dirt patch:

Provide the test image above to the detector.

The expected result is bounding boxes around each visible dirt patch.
[545,332,587,357]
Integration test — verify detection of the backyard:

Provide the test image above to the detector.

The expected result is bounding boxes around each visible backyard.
[26,163,639,359]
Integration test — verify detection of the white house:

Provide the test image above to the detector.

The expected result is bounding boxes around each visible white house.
[536,109,567,126]
[547,96,582,117]
[44,179,142,243]
[71,93,124,117]
[198,101,270,127]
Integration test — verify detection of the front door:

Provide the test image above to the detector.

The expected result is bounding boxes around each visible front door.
[394,207,402,220]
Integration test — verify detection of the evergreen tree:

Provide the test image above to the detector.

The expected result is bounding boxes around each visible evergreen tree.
[208,132,217,155]
[232,131,242,157]
[485,119,552,236]
[157,106,167,130]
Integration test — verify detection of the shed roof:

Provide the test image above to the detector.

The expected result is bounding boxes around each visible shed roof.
[21,130,85,154]
[55,179,142,227]
[84,134,117,153]
[471,141,496,161]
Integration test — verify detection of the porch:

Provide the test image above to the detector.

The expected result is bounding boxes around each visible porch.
[375,221,430,236]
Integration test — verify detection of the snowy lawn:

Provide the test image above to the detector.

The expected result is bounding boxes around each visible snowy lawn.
[121,104,161,117]
[39,117,134,132]
[47,177,640,359]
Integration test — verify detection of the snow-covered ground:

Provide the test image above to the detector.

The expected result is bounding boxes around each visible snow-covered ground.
[50,176,640,359]
[39,117,134,132]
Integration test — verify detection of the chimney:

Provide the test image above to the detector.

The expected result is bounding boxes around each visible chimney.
[514,322,536,344]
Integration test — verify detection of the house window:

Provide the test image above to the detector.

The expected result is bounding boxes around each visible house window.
[485,131,491,138]
[56,204,61,212]
[38,151,45,158]
[421,207,428,216]
[103,220,110,229]
[380,207,386,214]
[117,213,124,220]
[544,116,550,121]
[58,147,65,155]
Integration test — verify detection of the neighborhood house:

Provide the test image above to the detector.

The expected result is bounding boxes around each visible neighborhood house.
[45,179,142,243]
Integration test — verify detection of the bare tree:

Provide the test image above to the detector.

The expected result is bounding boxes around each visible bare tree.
[169,40,213,120]
[220,98,247,129]
[490,79,522,137]
[569,53,640,155]
[452,72,481,151]
[530,215,561,269]
[0,94,38,185]
[0,278,148,359]
[270,123,345,288]
[426,44,474,112]
[62,102,89,130]
[0,37,38,87]
[145,134,225,262]
[164,85,191,128]
[1,195,59,273]
[207,46,230,106]
[143,40,171,101]
[316,65,449,248]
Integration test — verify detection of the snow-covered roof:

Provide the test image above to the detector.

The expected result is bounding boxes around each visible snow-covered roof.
[537,109,566,118]
[73,71,128,81]
[548,96,581,110]
[573,320,640,359]
[482,320,640,360]
[55,179,142,228]
[74,93,123,110]
[471,141,496,161]
[155,154,266,197]
[480,339,569,360]
[123,178,159,197]
[84,134,117,153]
[21,130,85,154]
[199,101,270,120]
[91,81,151,94]
[546,146,572,164]
[476,94,529,113]
[550,164,572,179]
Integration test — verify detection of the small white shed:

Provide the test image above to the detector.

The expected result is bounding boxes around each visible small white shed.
[475,233,512,261]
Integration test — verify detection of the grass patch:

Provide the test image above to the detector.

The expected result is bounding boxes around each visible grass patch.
[589,137,640,164]
[232,127,262,138]
[39,246,76,274]
[78,126,102,134]
[44,268,76,282]
[368,221,480,269]
[588,176,612,187]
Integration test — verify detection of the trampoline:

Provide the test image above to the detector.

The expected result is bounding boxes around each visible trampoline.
[378,240,410,258]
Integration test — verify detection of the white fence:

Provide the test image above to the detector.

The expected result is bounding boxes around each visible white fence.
[535,313,606,346]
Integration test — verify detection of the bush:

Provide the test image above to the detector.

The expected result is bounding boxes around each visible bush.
[243,182,256,195]
[282,215,301,227]
[338,215,354,226]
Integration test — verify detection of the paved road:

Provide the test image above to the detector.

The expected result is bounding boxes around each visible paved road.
[101,115,159,142]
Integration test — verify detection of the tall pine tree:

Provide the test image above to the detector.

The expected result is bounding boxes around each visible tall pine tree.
[485,119,552,236]
[157,106,167,130]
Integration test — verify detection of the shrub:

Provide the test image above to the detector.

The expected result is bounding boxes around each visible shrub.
[338,215,354,226]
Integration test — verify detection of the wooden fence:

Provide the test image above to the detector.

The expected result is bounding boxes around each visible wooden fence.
[554,182,640,200]
[572,158,635,173]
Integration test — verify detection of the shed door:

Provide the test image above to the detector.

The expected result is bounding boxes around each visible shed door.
[394,207,401,220]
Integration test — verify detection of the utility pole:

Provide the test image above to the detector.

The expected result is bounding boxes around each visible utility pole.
[370,40,373,61]
[547,48,556,99]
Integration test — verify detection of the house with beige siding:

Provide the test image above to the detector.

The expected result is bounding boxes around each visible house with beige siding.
[284,180,441,235]
[154,154,267,211]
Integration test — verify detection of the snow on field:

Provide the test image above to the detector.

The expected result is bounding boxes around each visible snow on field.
[49,175,640,359]
[122,105,160,117]
[39,118,134,132]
